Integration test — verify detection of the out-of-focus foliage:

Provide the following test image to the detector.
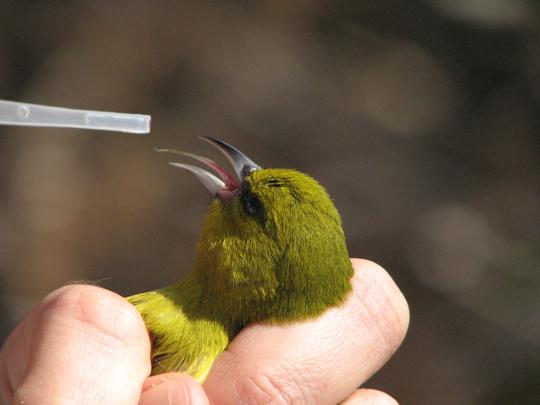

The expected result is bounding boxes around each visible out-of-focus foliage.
[0,1,538,403]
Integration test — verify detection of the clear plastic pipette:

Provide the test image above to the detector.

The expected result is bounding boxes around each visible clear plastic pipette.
[0,99,150,134]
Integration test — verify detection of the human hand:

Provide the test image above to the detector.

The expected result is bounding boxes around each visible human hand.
[0,259,409,404]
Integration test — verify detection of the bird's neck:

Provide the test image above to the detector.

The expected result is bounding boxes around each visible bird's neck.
[188,251,354,328]
[172,270,245,336]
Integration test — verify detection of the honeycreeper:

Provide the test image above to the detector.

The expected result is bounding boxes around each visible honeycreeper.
[127,137,353,382]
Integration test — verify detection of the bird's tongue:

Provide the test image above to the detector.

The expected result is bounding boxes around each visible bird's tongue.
[203,160,239,191]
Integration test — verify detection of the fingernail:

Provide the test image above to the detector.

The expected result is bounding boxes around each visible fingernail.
[178,374,210,405]
[340,389,399,405]
[139,374,209,405]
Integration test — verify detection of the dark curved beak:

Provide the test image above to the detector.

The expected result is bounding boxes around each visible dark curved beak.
[199,136,261,179]
[156,137,261,200]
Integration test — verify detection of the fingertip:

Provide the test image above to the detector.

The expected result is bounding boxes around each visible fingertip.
[139,373,209,405]
[40,284,150,350]
[15,284,151,404]
[350,258,410,347]
[341,388,399,404]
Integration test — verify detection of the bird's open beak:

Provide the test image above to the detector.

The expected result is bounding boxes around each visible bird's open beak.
[156,137,261,201]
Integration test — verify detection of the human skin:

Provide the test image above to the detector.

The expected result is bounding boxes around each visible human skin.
[0,259,409,404]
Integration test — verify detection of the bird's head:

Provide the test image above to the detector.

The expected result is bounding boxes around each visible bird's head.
[161,138,353,325]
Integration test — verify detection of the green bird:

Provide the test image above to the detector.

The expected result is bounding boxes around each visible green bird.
[127,137,353,382]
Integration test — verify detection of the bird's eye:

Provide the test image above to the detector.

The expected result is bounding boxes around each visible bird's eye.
[242,191,264,217]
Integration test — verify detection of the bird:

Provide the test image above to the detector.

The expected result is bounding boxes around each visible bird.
[127,137,353,382]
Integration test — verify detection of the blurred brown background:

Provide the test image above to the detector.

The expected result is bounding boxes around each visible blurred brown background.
[1,1,539,403]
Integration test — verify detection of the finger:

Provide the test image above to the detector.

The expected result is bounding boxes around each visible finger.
[0,285,151,405]
[203,259,409,405]
[139,373,209,405]
[341,388,399,404]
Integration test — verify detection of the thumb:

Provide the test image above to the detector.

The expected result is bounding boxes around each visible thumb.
[139,373,209,405]
[1,285,151,405]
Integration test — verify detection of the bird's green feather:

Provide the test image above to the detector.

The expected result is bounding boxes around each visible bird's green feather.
[127,168,353,382]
